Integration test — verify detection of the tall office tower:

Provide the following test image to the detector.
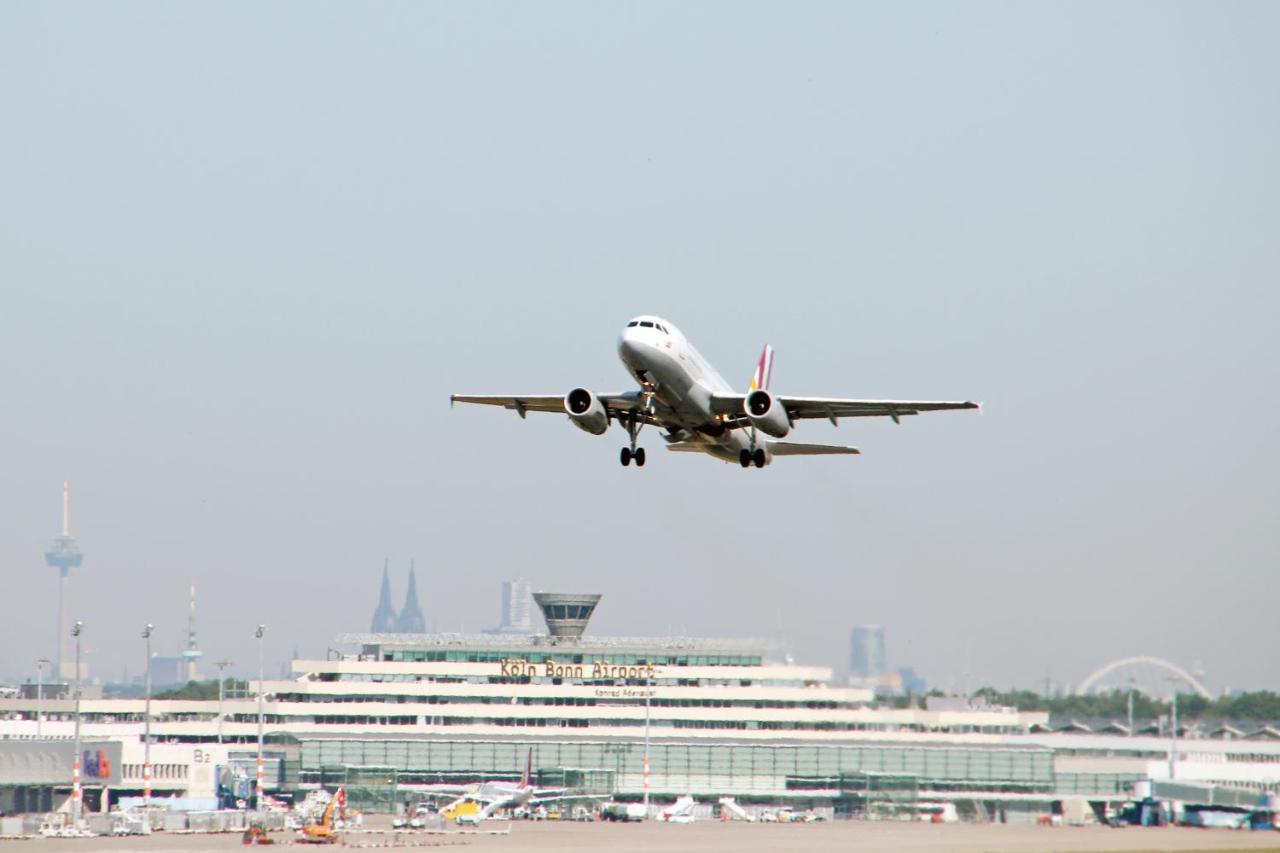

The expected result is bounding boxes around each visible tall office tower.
[498,578,534,633]
[370,560,399,633]
[849,625,887,681]
[396,560,426,633]
[44,482,84,681]
[183,584,202,682]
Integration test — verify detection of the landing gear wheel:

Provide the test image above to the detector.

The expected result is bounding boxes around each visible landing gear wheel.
[634,448,646,467]
[620,447,632,467]
[739,450,751,468]
[753,448,766,468]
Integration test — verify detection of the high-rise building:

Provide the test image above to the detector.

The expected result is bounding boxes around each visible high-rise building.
[488,578,534,634]
[370,560,398,633]
[849,625,886,681]
[44,482,83,681]
[395,560,426,634]
[898,666,927,696]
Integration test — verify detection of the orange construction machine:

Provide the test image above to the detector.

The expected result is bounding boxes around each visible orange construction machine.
[298,787,345,844]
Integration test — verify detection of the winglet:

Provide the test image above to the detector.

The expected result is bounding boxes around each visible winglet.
[749,344,775,391]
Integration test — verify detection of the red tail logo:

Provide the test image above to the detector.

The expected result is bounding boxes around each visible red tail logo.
[749,345,775,391]
[521,749,533,788]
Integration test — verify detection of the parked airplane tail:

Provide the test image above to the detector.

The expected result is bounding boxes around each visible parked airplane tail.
[749,345,775,391]
[520,748,532,788]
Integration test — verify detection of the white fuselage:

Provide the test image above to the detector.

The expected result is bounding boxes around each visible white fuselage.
[475,781,531,804]
[616,316,755,463]
[448,781,537,823]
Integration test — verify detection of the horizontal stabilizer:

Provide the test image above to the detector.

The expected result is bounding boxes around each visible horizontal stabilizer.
[767,441,860,456]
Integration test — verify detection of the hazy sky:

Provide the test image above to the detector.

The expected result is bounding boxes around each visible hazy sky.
[2,3,1277,693]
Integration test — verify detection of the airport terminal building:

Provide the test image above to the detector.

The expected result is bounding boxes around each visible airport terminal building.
[1,595,1278,819]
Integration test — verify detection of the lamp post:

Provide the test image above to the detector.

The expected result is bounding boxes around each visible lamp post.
[642,672,651,818]
[71,621,83,829]
[213,660,233,745]
[255,625,266,808]
[142,624,154,807]
[36,659,49,738]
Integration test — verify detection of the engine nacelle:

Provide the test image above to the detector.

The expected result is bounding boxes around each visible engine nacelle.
[745,389,790,438]
[564,387,609,435]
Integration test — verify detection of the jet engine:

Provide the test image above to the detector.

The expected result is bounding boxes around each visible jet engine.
[564,388,609,435]
[744,389,790,438]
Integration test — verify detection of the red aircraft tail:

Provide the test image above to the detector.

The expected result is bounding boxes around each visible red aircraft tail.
[520,748,533,788]
[749,344,775,391]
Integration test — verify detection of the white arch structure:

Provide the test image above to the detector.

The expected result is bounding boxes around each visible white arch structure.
[1076,656,1211,700]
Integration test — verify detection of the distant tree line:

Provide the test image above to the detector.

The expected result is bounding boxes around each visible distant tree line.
[970,687,1280,721]
[154,678,248,700]
[104,678,249,700]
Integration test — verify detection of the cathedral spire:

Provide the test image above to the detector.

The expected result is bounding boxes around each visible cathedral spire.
[370,559,398,633]
[396,559,426,633]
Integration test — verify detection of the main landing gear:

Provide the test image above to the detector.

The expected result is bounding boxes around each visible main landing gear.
[620,447,646,467]
[739,448,766,468]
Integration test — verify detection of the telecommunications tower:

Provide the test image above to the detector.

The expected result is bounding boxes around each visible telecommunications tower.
[44,482,83,681]
[183,584,202,682]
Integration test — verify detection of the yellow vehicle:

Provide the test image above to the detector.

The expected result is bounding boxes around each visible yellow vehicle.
[298,787,345,845]
[442,800,480,823]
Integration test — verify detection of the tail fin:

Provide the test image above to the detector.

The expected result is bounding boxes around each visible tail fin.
[749,345,775,391]
[520,748,533,788]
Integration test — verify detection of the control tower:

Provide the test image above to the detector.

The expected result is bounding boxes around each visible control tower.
[43,482,83,680]
[532,593,601,640]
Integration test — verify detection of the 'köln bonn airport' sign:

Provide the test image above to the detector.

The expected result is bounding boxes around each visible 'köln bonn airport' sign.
[499,658,660,680]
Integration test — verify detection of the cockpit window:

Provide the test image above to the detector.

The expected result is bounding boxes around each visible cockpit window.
[640,321,654,328]
[627,321,639,327]
[657,324,668,333]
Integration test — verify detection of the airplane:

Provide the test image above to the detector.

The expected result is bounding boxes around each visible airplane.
[451,316,979,468]
[418,750,601,824]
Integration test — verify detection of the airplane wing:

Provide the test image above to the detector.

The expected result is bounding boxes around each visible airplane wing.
[527,793,610,805]
[413,786,475,798]
[712,394,979,424]
[450,392,654,420]
[767,441,860,456]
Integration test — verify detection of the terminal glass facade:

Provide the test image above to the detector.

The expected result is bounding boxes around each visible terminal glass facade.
[299,737,1066,810]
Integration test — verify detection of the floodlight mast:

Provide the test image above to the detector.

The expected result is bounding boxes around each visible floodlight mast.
[142,624,154,807]
[255,625,266,807]
[70,622,83,829]
[214,660,233,744]
[35,659,49,738]
[643,673,651,817]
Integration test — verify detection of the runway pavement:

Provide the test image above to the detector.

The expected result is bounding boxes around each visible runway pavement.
[11,820,1280,853]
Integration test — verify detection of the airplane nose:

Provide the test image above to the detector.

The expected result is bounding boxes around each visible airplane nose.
[617,334,644,364]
